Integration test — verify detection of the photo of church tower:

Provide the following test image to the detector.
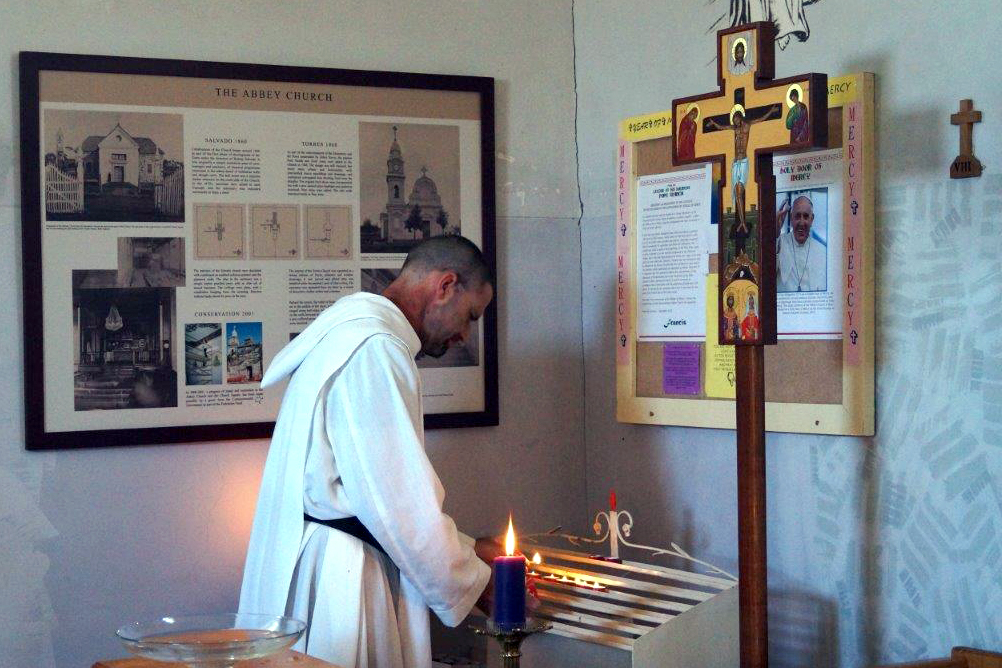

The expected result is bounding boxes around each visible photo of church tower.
[225,322,263,384]
[359,122,461,253]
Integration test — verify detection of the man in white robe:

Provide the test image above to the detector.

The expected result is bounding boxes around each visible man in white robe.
[776,195,827,292]
[239,236,498,668]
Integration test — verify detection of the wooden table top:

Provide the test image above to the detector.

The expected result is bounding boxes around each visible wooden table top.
[92,649,341,668]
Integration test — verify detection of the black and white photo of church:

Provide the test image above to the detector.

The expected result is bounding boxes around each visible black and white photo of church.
[43,109,184,222]
[117,237,186,288]
[72,270,178,411]
[359,122,461,254]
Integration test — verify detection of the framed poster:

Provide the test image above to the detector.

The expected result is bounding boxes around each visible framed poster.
[20,52,498,450]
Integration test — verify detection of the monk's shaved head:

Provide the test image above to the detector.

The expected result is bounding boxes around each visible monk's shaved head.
[400,235,494,289]
[385,235,495,359]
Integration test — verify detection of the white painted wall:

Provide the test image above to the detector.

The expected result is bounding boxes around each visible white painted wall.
[575,0,1002,665]
[0,2,583,667]
[6,1,1002,666]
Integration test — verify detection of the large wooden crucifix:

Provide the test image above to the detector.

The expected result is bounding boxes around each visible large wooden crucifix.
[671,23,827,668]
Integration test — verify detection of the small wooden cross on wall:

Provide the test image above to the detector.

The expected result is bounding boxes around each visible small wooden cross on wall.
[950,99,984,179]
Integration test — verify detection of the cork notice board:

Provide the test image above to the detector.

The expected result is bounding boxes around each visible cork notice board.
[615,73,875,435]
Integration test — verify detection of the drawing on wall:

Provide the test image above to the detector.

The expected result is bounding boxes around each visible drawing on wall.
[305,205,353,259]
[250,204,300,259]
[194,203,245,259]
[708,0,822,50]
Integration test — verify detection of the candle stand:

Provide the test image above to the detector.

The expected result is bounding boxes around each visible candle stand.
[471,618,551,668]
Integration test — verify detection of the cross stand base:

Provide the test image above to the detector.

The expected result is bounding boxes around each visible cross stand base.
[470,618,552,668]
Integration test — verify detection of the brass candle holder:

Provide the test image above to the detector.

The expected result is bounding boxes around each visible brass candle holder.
[470,618,551,668]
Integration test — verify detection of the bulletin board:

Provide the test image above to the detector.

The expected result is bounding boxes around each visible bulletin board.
[615,73,875,435]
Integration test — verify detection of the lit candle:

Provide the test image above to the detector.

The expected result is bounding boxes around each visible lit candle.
[492,516,526,630]
[528,552,542,577]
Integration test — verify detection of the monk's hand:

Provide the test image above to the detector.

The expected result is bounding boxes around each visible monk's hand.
[525,573,542,614]
[473,536,503,615]
[474,536,505,564]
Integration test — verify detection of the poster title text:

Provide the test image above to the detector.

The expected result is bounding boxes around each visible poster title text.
[215,87,334,102]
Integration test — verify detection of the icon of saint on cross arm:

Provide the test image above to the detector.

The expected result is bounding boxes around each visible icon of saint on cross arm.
[677,104,700,161]
[785,84,809,143]
[728,35,754,76]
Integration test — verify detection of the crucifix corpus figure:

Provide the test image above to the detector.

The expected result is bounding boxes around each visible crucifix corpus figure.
[671,22,828,668]
[704,102,781,256]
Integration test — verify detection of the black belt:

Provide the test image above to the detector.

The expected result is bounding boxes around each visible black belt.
[304,513,387,556]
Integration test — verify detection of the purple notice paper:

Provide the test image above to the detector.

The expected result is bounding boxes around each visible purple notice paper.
[662,343,701,395]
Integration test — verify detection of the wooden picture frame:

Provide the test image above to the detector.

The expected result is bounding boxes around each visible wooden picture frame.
[615,73,875,436]
[20,51,498,450]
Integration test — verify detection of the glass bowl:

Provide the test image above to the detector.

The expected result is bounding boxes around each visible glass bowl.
[116,613,306,667]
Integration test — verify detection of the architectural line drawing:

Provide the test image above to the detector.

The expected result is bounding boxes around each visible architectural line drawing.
[305,204,353,259]
[194,203,245,260]
[251,204,299,260]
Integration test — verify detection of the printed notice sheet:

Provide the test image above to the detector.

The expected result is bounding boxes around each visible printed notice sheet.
[774,148,844,339]
[636,165,713,341]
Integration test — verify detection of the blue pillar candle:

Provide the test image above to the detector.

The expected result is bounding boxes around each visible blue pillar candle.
[492,517,526,630]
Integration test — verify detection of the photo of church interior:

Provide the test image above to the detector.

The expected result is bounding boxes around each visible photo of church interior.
[117,237,185,288]
[3,2,1000,668]
[185,323,222,386]
[72,270,177,411]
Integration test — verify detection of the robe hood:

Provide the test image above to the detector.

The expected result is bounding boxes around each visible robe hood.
[262,292,420,388]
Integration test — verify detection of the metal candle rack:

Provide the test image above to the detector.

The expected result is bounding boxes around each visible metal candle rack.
[521,500,738,653]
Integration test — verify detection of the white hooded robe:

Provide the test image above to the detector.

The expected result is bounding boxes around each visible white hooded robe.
[239,292,491,668]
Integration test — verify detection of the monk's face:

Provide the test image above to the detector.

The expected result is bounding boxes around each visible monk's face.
[791,197,814,245]
[734,43,745,64]
[420,278,493,358]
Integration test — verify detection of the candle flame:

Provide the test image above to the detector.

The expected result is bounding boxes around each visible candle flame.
[532,552,542,565]
[505,516,516,556]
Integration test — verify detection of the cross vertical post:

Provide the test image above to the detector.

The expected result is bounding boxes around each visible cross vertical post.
[671,23,828,668]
